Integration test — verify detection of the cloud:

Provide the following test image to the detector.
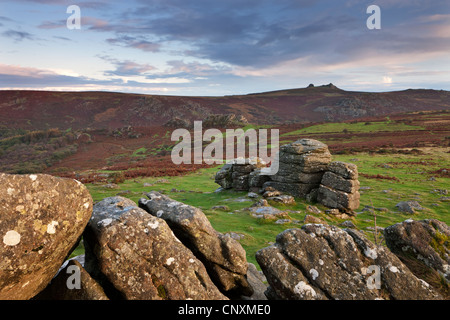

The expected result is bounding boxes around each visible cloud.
[0,16,14,24]
[419,14,450,23]
[38,20,65,29]
[0,63,190,93]
[39,16,108,30]
[2,29,35,41]
[165,60,231,77]
[106,35,160,52]
[99,56,157,77]
[82,16,109,29]
[13,0,110,8]
[0,63,99,87]
[105,60,157,77]
[31,0,450,71]
[383,76,393,84]
[0,64,53,78]
[2,0,450,93]
[53,35,71,41]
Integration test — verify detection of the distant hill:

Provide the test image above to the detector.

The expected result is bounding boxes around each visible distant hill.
[1,84,449,130]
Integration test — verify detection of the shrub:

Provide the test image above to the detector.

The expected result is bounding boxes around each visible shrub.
[109,172,126,184]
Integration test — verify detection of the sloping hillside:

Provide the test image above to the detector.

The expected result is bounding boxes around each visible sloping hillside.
[1,84,449,130]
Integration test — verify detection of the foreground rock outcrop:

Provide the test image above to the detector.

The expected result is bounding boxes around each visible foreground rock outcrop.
[256,224,442,300]
[83,196,227,300]
[35,258,109,300]
[139,192,252,297]
[1,172,448,300]
[384,219,450,295]
[0,173,93,300]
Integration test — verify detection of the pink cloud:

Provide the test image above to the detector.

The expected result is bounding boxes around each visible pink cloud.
[0,64,56,78]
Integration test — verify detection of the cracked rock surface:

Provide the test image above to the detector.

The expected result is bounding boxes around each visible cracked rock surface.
[0,173,92,300]
[84,196,227,300]
[139,192,252,298]
[256,224,442,300]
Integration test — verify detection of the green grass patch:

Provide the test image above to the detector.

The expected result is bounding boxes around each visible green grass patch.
[85,148,449,267]
[132,147,147,157]
[281,121,424,136]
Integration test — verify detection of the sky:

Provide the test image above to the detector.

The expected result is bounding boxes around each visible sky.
[0,0,449,96]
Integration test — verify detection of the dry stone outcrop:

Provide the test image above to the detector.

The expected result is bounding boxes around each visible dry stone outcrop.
[139,192,252,297]
[0,173,93,300]
[215,158,268,191]
[214,139,360,213]
[256,224,442,300]
[317,161,360,213]
[264,139,331,198]
[84,196,227,300]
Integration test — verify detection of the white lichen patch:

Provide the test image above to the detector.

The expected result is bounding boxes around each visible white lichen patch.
[147,220,159,229]
[156,210,164,217]
[29,174,37,181]
[83,202,90,209]
[419,279,430,288]
[166,257,175,266]
[98,218,113,228]
[443,264,450,275]
[46,221,59,234]
[7,188,15,196]
[167,201,180,208]
[310,268,319,280]
[389,265,399,273]
[318,259,324,266]
[364,247,378,260]
[189,258,195,263]
[3,230,21,246]
[149,194,161,200]
[294,281,316,298]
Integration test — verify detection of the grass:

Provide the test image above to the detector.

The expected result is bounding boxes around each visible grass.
[84,147,449,266]
[281,121,425,136]
[132,147,147,157]
[336,150,450,225]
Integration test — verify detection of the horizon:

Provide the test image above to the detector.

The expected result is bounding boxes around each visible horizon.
[0,82,448,98]
[1,1,449,96]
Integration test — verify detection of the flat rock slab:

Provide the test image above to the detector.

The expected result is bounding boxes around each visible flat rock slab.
[0,173,93,300]
[280,139,330,155]
[317,184,360,212]
[327,161,359,180]
[395,201,424,214]
[247,205,283,215]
